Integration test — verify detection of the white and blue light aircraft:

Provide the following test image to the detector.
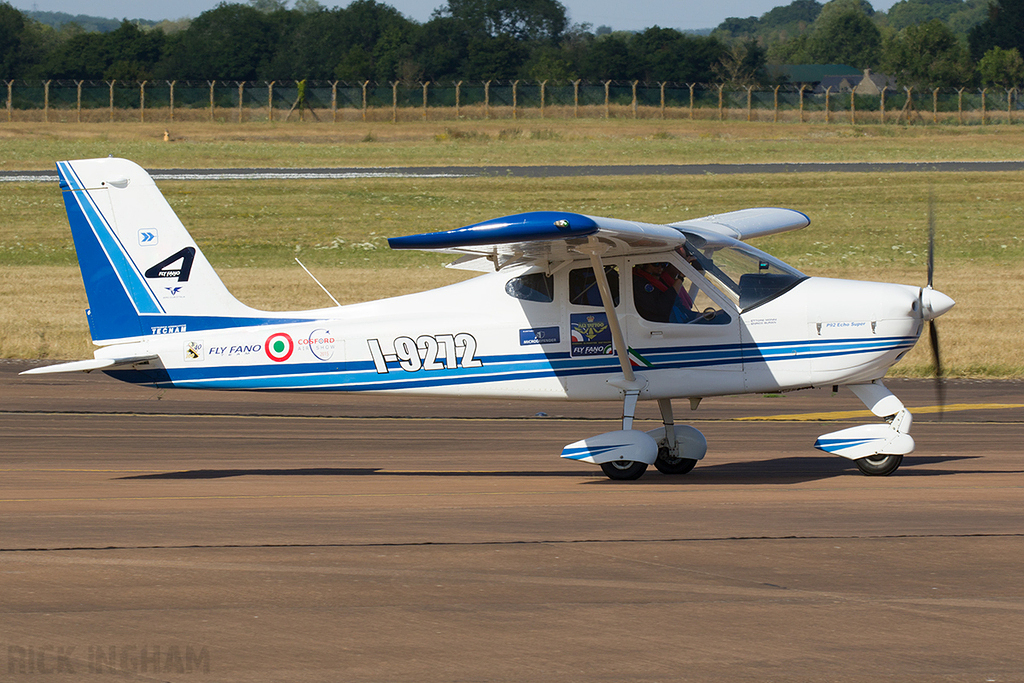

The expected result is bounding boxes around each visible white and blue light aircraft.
[24,157,955,480]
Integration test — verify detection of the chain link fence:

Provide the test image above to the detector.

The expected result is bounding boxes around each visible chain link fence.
[3,79,1020,124]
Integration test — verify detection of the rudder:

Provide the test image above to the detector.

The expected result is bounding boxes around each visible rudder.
[57,158,257,344]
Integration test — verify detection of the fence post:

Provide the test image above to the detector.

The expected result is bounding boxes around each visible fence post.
[773,85,780,123]
[208,80,216,121]
[880,87,886,124]
[5,80,11,122]
[631,80,638,118]
[331,81,337,123]
[746,85,753,122]
[422,81,429,120]
[361,81,368,121]
[238,81,244,123]
[956,88,964,125]
[688,83,695,120]
[268,81,274,121]
[934,88,940,124]
[825,86,832,123]
[1008,88,1015,124]
[391,81,398,123]
[455,80,461,119]
[76,80,83,123]
[168,80,175,122]
[604,81,610,119]
[513,79,519,120]
[540,80,547,119]
[485,80,491,119]
[43,80,50,123]
[659,82,666,119]
[799,85,806,123]
[108,80,116,121]
[850,87,855,124]
[140,80,146,122]
[981,88,987,125]
[573,80,580,119]
[717,84,724,121]
[902,86,914,124]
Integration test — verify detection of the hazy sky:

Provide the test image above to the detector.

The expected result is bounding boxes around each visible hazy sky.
[12,0,902,31]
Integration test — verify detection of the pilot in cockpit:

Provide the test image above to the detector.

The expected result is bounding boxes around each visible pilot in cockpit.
[633,262,694,323]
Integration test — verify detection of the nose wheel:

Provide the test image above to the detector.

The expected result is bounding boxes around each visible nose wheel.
[600,460,648,480]
[855,454,903,476]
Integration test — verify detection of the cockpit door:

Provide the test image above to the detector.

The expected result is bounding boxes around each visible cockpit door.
[624,252,743,373]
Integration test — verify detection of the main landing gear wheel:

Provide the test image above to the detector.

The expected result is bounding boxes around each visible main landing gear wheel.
[855,454,903,476]
[654,447,697,475]
[600,460,648,481]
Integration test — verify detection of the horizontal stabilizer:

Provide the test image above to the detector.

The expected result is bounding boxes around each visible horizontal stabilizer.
[20,355,158,375]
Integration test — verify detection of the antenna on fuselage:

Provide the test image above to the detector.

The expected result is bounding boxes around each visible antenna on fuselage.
[295,258,341,308]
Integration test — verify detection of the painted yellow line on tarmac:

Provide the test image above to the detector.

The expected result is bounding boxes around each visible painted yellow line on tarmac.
[736,403,1024,422]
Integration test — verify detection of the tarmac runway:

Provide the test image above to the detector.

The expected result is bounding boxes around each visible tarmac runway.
[2,361,1023,682]
[6,160,1024,183]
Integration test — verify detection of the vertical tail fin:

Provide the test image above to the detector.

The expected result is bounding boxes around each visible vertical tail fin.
[58,158,257,344]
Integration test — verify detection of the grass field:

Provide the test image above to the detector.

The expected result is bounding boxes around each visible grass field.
[5,120,1024,170]
[1,120,1021,376]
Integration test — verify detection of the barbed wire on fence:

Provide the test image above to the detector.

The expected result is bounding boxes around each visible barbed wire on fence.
[3,79,1019,125]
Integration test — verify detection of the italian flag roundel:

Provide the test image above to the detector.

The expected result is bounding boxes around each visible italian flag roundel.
[265,332,294,362]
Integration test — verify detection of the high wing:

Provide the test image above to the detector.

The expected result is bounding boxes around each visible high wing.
[388,208,809,270]
[669,207,810,242]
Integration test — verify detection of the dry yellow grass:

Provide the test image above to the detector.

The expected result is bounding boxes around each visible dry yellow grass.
[4,119,1024,171]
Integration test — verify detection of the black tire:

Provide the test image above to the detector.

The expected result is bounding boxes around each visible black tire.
[654,447,697,475]
[600,460,648,481]
[855,454,903,476]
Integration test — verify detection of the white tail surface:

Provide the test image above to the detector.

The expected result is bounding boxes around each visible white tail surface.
[58,158,261,343]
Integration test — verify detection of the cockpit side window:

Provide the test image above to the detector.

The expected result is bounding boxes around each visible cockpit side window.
[569,265,619,307]
[678,243,805,311]
[633,259,729,324]
[505,272,554,303]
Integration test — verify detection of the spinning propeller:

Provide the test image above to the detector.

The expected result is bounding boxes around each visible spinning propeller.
[920,192,954,414]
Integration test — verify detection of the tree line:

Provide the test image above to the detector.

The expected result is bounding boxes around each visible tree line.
[1,0,1024,89]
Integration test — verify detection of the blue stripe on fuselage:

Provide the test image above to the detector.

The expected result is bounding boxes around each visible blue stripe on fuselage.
[119,335,917,391]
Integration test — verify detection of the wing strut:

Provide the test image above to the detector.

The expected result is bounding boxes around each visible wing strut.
[576,237,646,430]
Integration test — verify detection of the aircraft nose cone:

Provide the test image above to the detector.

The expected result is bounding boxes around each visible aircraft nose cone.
[921,287,955,320]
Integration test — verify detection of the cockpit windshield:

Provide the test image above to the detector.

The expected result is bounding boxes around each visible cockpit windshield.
[678,240,806,311]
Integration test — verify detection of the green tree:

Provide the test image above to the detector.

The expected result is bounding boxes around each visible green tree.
[465,33,527,80]
[0,2,35,78]
[412,15,468,81]
[978,45,1024,87]
[580,32,633,81]
[437,0,567,42]
[521,45,574,81]
[278,1,415,80]
[881,19,972,87]
[969,0,1024,61]
[41,20,165,80]
[714,39,768,85]
[714,0,821,44]
[159,3,293,80]
[804,0,881,68]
